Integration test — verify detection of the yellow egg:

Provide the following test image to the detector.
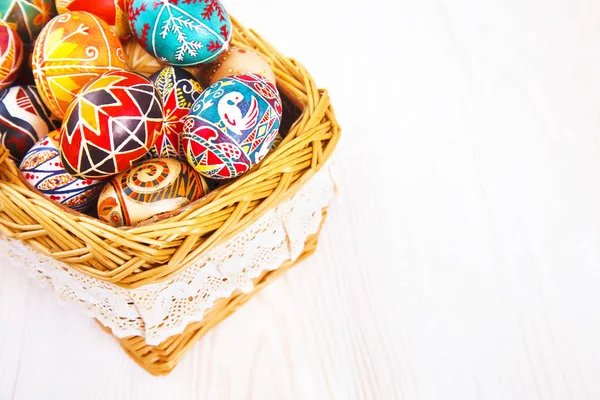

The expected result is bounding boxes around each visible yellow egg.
[202,46,276,86]
[32,12,126,119]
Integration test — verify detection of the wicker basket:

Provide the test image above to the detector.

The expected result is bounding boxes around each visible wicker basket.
[0,16,340,375]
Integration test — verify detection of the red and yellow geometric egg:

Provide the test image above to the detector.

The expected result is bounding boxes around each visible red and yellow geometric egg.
[59,70,164,179]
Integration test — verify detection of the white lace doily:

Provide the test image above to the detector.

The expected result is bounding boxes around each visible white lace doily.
[1,166,335,345]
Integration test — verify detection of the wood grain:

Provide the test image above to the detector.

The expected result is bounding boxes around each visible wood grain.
[2,0,600,398]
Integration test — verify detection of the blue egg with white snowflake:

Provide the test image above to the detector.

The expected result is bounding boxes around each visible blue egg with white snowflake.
[128,0,232,66]
[182,73,283,179]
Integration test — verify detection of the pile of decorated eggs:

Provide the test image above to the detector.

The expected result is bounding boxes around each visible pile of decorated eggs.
[0,0,283,227]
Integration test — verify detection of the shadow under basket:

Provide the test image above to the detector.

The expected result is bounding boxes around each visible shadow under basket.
[0,16,340,375]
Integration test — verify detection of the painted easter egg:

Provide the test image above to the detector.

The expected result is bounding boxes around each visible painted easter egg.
[0,20,23,89]
[147,66,202,159]
[0,0,56,45]
[182,73,282,180]
[0,85,60,160]
[19,130,104,211]
[123,37,164,77]
[56,0,131,38]
[60,70,164,179]
[97,158,209,227]
[32,12,126,119]
[128,0,232,66]
[203,46,276,87]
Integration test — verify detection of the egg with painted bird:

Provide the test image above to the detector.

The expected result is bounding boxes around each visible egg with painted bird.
[128,0,232,66]
[147,66,203,160]
[20,130,104,211]
[182,73,282,180]
[202,46,276,86]
[59,70,164,180]
[96,158,210,227]
[0,85,60,161]
[32,11,126,119]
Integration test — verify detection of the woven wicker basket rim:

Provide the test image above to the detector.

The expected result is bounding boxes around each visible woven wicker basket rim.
[0,15,341,289]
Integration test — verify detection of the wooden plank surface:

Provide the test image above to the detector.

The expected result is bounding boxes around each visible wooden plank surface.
[2,0,600,398]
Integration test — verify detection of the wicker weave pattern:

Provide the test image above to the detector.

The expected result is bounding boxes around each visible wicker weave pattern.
[1,165,334,345]
[0,16,340,289]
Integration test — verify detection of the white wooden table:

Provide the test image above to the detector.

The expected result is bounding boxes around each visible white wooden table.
[2,0,600,398]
